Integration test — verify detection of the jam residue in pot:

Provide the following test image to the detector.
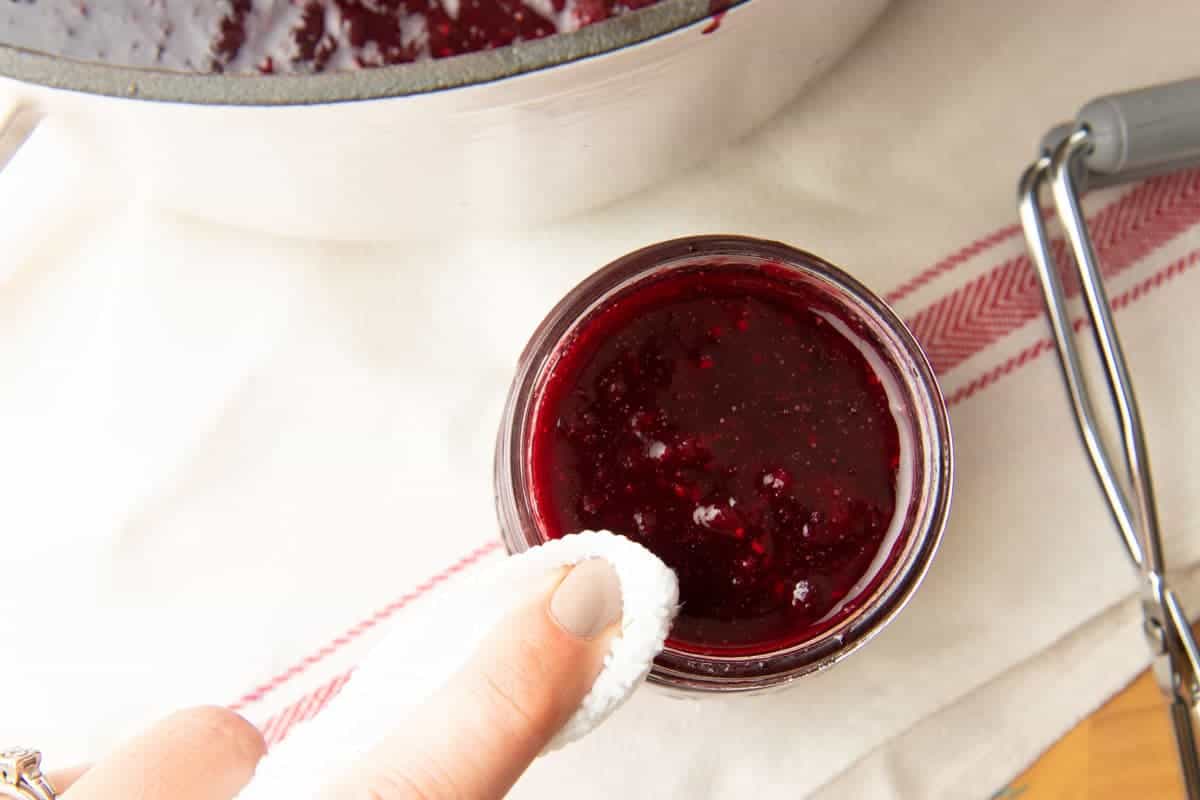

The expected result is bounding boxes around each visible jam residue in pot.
[530,264,904,655]
[0,0,664,74]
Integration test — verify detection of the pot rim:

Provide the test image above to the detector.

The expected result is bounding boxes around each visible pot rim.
[0,0,743,106]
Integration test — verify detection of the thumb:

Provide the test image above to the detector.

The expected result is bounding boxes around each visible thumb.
[322,558,623,800]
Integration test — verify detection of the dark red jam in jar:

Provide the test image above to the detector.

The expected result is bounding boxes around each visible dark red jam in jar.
[531,265,901,654]
[497,237,952,691]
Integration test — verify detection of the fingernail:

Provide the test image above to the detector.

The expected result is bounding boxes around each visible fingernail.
[549,558,623,639]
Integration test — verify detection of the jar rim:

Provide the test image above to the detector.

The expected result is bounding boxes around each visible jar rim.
[495,235,953,692]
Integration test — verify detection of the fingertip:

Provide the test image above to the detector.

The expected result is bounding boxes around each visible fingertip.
[325,560,624,800]
[165,706,268,766]
[548,558,623,640]
[474,558,622,735]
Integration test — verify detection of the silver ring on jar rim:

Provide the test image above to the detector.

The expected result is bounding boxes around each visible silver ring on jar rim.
[494,235,953,692]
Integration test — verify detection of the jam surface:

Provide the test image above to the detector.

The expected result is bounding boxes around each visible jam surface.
[531,265,902,654]
[0,1,663,74]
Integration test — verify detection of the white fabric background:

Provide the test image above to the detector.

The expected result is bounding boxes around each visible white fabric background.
[3,1,1200,797]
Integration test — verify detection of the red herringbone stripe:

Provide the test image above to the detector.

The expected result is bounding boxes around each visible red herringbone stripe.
[884,223,1023,305]
[261,690,308,747]
[947,248,1200,406]
[263,675,326,746]
[263,670,354,748]
[908,169,1200,375]
[230,540,502,711]
[309,671,352,717]
[258,711,284,746]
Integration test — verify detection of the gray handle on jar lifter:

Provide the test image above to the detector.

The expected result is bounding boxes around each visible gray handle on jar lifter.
[1074,77,1200,185]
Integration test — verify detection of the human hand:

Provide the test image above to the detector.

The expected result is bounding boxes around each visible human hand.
[48,559,622,800]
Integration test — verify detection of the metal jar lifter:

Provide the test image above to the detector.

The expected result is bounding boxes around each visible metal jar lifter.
[1019,77,1200,797]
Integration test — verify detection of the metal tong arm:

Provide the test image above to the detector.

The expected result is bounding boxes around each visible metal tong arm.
[1018,76,1200,798]
[1018,155,1145,571]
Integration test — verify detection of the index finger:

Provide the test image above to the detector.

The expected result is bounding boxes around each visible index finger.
[322,559,623,800]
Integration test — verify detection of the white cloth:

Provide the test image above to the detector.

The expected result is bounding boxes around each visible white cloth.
[3,1,1200,798]
[238,531,679,799]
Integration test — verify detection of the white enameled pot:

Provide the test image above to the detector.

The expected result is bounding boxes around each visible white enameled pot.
[0,0,887,241]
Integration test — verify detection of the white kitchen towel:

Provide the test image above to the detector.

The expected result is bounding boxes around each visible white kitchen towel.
[237,531,679,799]
[3,1,1200,799]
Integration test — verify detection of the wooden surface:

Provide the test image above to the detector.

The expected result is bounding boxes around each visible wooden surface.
[997,669,1184,799]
